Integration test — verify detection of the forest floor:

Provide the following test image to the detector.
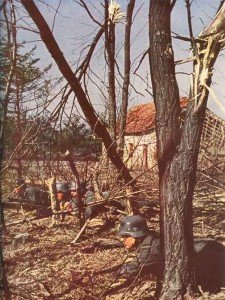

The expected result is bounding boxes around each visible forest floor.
[3,189,225,300]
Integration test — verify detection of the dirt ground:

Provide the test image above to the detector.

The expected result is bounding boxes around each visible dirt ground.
[3,191,225,300]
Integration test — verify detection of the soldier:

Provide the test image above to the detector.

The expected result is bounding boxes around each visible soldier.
[83,184,95,220]
[55,182,70,211]
[118,215,225,293]
[14,178,51,217]
[68,181,80,213]
[15,178,26,198]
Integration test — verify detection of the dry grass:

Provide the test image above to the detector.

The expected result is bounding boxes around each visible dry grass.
[2,186,225,299]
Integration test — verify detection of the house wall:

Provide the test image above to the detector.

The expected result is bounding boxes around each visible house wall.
[123,112,225,170]
[123,131,157,169]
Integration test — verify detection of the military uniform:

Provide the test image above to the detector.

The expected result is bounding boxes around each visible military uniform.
[84,189,95,219]
[55,182,70,220]
[118,215,225,293]
[15,181,51,217]
[120,230,161,277]
[69,181,94,219]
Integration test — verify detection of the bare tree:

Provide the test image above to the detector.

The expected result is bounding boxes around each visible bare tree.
[149,0,225,298]
[21,0,134,186]
[0,1,15,298]
[105,0,117,141]
[118,0,135,156]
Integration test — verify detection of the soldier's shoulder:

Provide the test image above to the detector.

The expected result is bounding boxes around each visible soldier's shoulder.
[194,237,225,253]
[143,231,160,244]
[148,230,160,238]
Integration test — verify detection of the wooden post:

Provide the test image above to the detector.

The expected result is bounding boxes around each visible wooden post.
[46,177,59,226]
[125,185,134,215]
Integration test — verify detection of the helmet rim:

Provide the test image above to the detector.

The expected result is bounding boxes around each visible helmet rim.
[118,229,149,238]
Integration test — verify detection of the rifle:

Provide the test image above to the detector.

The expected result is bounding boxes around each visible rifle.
[4,198,50,210]
[80,239,123,253]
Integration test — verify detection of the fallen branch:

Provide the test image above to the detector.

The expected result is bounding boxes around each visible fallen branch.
[2,183,25,202]
[6,216,41,227]
[71,219,90,243]
[4,198,50,210]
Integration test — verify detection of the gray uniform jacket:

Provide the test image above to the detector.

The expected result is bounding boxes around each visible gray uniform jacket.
[120,232,225,293]
[120,231,161,276]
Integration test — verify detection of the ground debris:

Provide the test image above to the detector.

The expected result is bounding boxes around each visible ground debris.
[3,187,225,299]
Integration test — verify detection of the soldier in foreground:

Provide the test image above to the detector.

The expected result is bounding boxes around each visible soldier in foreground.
[118,215,225,294]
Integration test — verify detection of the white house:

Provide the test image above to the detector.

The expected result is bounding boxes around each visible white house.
[123,97,225,170]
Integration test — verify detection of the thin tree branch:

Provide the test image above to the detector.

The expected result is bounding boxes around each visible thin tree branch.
[21,0,134,185]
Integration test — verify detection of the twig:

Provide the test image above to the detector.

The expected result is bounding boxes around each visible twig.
[2,183,25,202]
[3,199,50,210]
[71,219,90,243]
[6,216,41,227]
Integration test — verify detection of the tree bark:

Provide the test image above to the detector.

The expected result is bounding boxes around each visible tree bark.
[118,0,135,156]
[105,0,117,141]
[149,1,225,299]
[15,74,23,179]
[0,3,16,298]
[21,0,134,186]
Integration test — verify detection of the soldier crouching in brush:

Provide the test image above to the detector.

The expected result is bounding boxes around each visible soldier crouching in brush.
[14,178,51,217]
[69,181,95,219]
[55,182,71,221]
[117,215,225,294]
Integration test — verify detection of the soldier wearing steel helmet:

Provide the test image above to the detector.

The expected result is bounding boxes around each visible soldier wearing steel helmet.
[55,182,70,204]
[68,181,95,219]
[68,181,80,213]
[118,215,161,277]
[118,215,225,293]
[55,182,70,220]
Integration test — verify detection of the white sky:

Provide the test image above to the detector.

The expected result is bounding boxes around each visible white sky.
[16,0,225,120]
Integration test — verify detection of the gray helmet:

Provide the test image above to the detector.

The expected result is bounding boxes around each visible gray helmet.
[118,215,149,238]
[69,181,78,191]
[56,182,69,193]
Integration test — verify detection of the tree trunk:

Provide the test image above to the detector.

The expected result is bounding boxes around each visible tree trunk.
[21,0,134,186]
[105,0,116,141]
[149,1,225,298]
[15,76,23,179]
[0,4,16,298]
[118,0,135,157]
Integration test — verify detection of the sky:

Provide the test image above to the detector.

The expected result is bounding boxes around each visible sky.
[15,0,225,120]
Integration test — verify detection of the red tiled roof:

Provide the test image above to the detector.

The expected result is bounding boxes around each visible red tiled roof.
[125,97,188,134]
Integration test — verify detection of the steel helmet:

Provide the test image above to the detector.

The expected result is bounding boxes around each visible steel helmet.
[118,215,149,238]
[69,181,78,191]
[56,182,69,193]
